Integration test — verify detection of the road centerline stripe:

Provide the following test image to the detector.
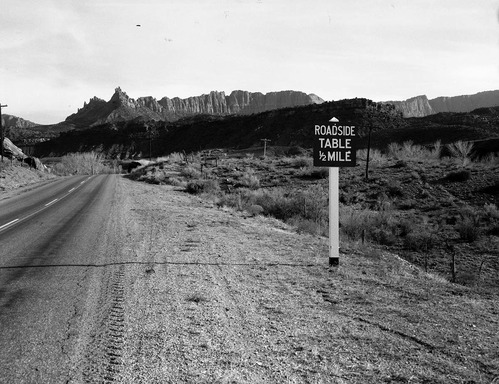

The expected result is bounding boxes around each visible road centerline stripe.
[44,199,58,207]
[0,175,95,234]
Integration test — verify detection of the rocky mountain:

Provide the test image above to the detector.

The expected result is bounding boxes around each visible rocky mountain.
[385,90,499,117]
[65,87,325,128]
[1,114,40,130]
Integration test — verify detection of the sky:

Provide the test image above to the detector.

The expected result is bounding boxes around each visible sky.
[1,0,499,124]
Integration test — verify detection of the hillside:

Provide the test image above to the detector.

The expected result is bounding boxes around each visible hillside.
[33,99,403,158]
[365,106,499,157]
[32,100,499,160]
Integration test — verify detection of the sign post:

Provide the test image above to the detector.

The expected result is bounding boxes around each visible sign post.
[313,117,356,266]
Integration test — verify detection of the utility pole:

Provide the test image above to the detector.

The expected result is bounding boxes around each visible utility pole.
[148,127,152,161]
[0,103,7,162]
[261,138,271,158]
[365,121,373,180]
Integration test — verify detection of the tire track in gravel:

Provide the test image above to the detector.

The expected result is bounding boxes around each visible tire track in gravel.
[102,266,127,382]
[82,266,127,383]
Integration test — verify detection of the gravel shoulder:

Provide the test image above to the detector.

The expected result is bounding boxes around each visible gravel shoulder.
[113,176,498,384]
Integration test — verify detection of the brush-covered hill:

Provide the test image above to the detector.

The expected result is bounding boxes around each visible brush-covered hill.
[365,106,499,158]
[34,98,499,160]
[33,99,403,158]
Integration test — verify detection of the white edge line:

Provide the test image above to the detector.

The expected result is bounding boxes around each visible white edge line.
[69,188,75,192]
[0,219,19,230]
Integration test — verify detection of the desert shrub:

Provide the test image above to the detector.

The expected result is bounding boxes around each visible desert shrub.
[291,156,313,168]
[397,199,417,210]
[340,207,399,244]
[247,204,264,216]
[356,148,386,165]
[217,192,243,211]
[387,142,401,158]
[251,189,301,220]
[480,152,499,166]
[340,207,372,240]
[371,228,397,246]
[52,152,107,175]
[431,140,442,159]
[385,180,404,198]
[398,220,415,237]
[297,167,328,179]
[286,146,306,156]
[181,165,201,179]
[393,160,408,168]
[444,169,471,182]
[310,167,329,179]
[186,179,220,195]
[484,203,499,220]
[456,210,481,242]
[447,140,474,165]
[239,170,260,189]
[168,176,185,187]
[168,152,185,163]
[287,216,324,236]
[387,140,441,162]
[403,231,435,251]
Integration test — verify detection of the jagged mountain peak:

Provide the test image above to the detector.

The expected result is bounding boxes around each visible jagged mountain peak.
[63,87,325,128]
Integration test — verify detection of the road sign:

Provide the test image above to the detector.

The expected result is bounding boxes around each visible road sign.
[313,118,356,167]
[313,118,357,267]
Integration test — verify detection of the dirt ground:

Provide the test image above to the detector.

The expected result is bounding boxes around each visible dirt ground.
[1,163,497,383]
[113,177,498,384]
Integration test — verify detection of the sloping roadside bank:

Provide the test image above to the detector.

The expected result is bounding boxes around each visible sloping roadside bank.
[0,163,57,201]
[114,176,499,383]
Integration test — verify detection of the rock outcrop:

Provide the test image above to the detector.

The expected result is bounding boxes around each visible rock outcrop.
[1,137,47,171]
[65,87,324,128]
[2,137,26,159]
[385,90,499,117]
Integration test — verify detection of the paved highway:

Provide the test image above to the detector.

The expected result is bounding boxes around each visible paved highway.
[0,174,125,383]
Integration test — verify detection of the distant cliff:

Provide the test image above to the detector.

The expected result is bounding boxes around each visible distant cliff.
[385,90,499,117]
[384,95,436,118]
[430,90,499,114]
[2,114,39,130]
[65,87,325,128]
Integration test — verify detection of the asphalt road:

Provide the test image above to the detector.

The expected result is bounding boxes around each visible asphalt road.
[0,174,123,383]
